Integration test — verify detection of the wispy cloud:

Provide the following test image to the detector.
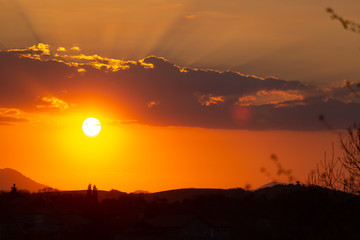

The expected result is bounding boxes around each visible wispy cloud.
[198,94,224,106]
[237,90,304,107]
[0,108,29,125]
[36,96,69,111]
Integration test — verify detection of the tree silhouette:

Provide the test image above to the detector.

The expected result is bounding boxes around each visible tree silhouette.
[307,142,345,191]
[93,185,98,202]
[310,8,360,194]
[10,184,17,194]
[340,125,360,193]
[326,8,360,34]
[260,154,295,183]
[87,184,92,200]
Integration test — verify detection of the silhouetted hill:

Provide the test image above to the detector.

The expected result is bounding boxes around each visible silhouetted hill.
[60,189,127,202]
[0,183,359,239]
[59,188,248,203]
[146,188,247,203]
[142,182,288,203]
[0,168,47,192]
[44,188,245,203]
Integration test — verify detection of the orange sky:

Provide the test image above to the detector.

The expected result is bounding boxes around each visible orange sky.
[0,116,340,192]
[0,44,357,193]
[0,0,359,192]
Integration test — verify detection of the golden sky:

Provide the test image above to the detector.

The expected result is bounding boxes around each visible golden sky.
[0,0,359,192]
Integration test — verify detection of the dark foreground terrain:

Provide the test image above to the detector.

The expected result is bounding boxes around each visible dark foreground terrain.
[0,184,360,240]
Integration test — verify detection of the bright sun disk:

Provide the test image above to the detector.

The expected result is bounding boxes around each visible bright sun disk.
[82,118,101,137]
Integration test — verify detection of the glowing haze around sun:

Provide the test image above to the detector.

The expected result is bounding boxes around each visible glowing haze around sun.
[82,118,101,137]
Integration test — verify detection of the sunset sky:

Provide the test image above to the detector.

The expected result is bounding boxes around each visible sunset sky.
[0,0,360,192]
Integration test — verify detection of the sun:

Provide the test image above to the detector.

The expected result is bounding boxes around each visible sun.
[82,118,101,137]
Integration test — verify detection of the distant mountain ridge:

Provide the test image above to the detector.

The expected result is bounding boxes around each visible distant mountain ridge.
[62,186,297,203]
[0,168,47,192]
[146,188,247,203]
[0,168,292,199]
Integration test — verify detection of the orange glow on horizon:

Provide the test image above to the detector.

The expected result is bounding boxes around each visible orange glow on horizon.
[0,110,340,192]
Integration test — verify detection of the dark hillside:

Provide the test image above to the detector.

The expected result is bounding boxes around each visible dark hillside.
[0,184,359,239]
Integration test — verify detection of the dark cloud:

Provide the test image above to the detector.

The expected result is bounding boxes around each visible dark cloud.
[0,44,359,130]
